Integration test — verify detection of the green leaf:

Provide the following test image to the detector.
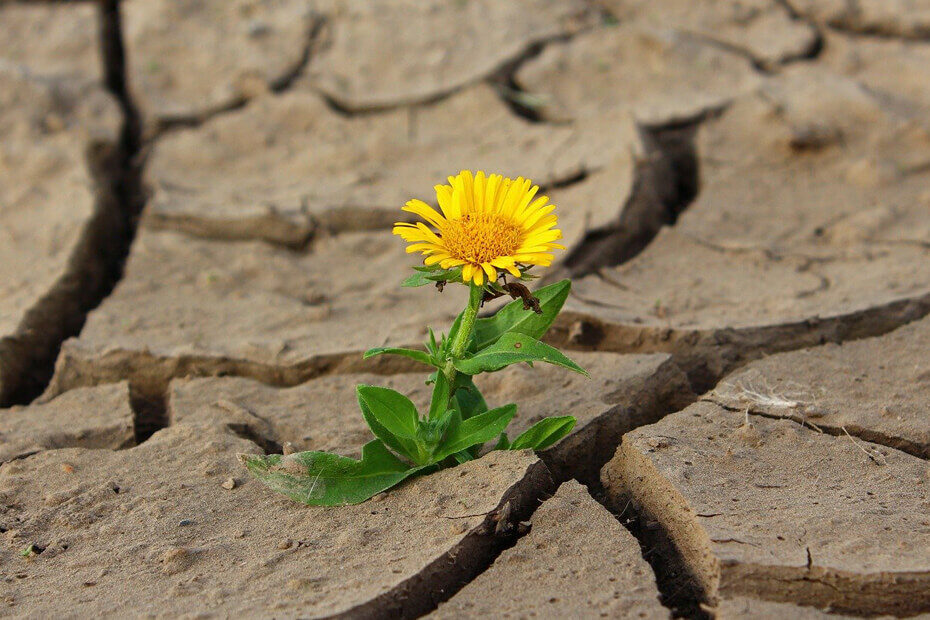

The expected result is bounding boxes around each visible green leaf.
[363,347,433,366]
[240,440,422,506]
[453,332,588,376]
[402,271,435,287]
[445,308,469,353]
[402,266,463,287]
[428,372,451,420]
[452,374,488,420]
[356,385,422,463]
[510,416,576,451]
[451,450,475,464]
[432,404,516,462]
[473,280,570,350]
[493,432,510,450]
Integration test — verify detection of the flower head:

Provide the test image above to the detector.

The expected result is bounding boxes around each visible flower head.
[393,170,565,285]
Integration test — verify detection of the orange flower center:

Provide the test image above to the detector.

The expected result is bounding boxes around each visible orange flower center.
[440,213,523,264]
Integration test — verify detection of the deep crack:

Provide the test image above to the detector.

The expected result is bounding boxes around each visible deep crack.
[599,486,712,619]
[0,0,145,407]
[562,121,700,277]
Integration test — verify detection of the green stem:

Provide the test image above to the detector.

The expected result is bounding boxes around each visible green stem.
[452,284,483,358]
[443,283,483,382]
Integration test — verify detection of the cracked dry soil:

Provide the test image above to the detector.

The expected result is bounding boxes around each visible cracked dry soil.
[1,0,930,618]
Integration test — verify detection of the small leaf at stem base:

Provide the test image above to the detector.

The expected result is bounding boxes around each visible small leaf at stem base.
[240,440,424,506]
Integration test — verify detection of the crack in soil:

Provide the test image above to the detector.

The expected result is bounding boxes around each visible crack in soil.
[782,0,930,42]
[150,12,328,137]
[709,399,930,461]
[598,486,712,619]
[540,356,696,487]
[551,290,930,395]
[561,121,701,278]
[0,0,145,407]
[45,346,426,443]
[337,460,556,619]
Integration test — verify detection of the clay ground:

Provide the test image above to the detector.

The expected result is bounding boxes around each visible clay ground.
[1,0,929,618]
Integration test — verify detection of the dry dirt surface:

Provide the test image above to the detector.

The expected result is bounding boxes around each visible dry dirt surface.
[2,0,930,618]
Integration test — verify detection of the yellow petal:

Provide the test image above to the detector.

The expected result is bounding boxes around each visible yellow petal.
[521,204,556,229]
[513,183,540,218]
[425,253,452,265]
[459,170,476,214]
[435,184,457,219]
[473,171,487,212]
[414,222,444,245]
[485,174,501,214]
[524,229,563,244]
[402,199,446,228]
[481,263,497,282]
[513,252,554,265]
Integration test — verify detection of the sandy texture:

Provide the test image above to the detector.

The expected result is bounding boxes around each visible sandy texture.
[712,315,930,458]
[122,0,318,129]
[169,351,690,481]
[0,2,102,83]
[554,66,930,380]
[516,22,758,125]
[302,0,593,111]
[143,85,645,248]
[430,481,666,619]
[0,383,134,464]
[603,401,930,615]
[602,0,818,66]
[0,425,552,617]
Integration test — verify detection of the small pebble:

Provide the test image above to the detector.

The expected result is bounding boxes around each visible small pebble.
[277,539,293,550]
[60,464,75,474]
[178,519,193,527]
[221,478,237,490]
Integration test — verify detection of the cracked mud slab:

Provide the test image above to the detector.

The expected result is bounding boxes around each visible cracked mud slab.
[429,480,667,618]
[0,383,134,464]
[169,351,691,482]
[603,401,930,615]
[0,423,551,617]
[144,84,647,250]
[602,0,818,66]
[787,0,930,39]
[516,22,758,125]
[122,0,318,129]
[712,315,930,458]
[46,228,465,400]
[301,0,593,111]
[557,66,930,377]
[0,59,121,402]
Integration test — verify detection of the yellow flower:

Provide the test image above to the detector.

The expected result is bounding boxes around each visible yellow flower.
[393,170,565,286]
